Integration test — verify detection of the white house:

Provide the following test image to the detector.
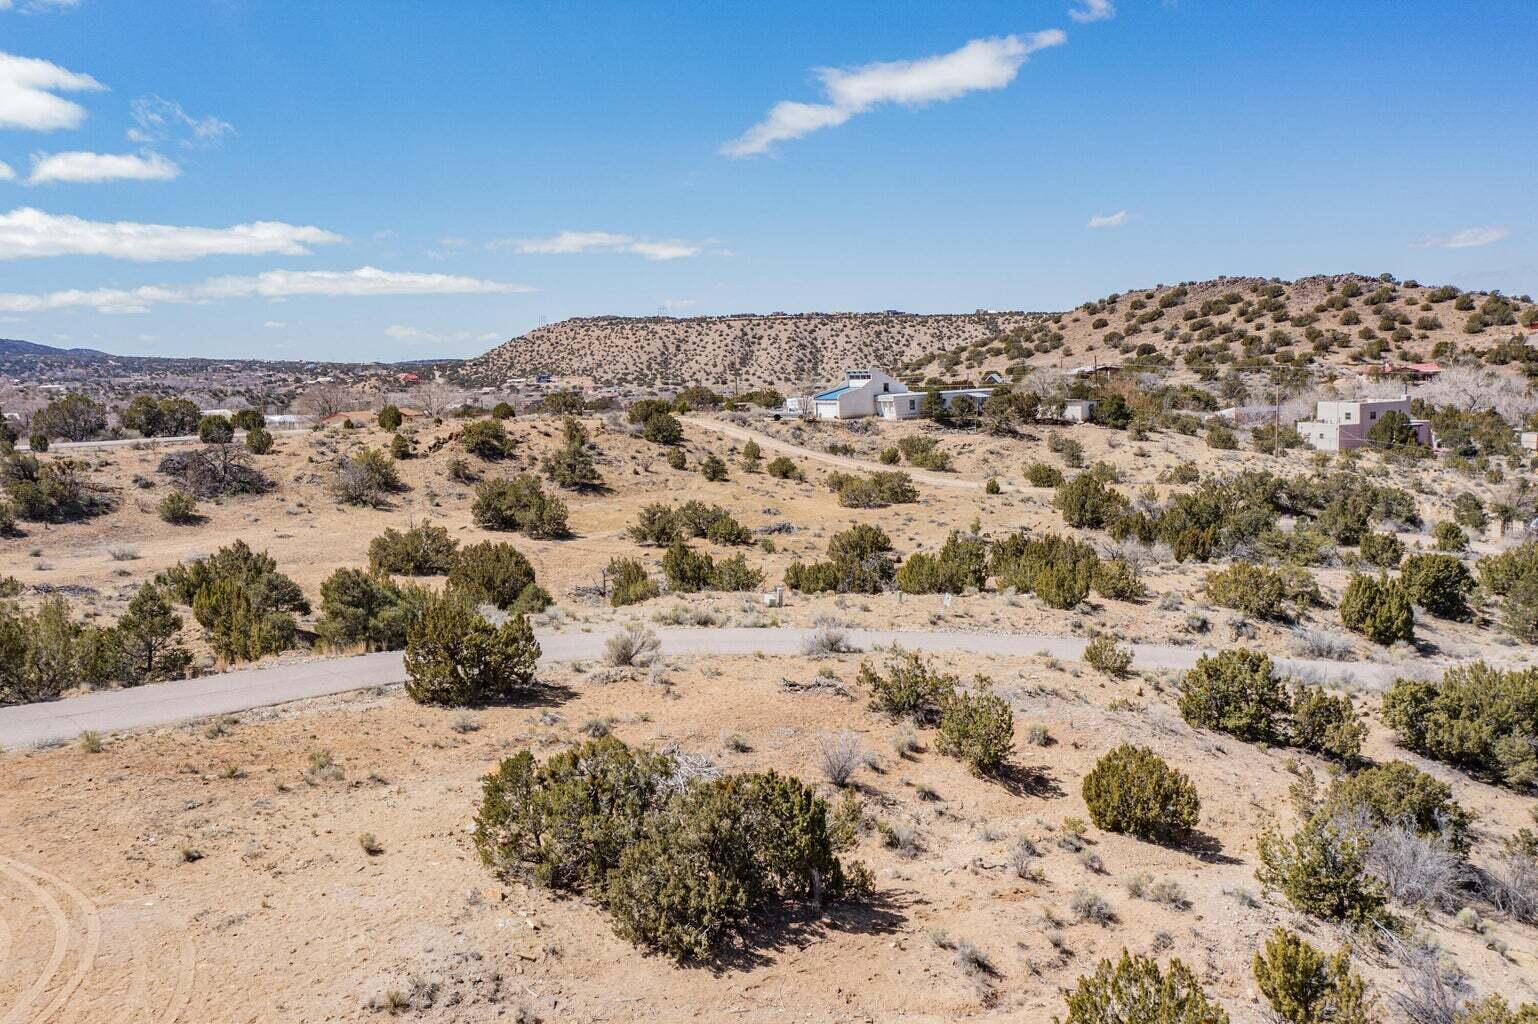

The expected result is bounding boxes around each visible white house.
[787,368,995,421]
[1296,397,1433,452]
[1520,431,1538,452]
[1062,399,1097,423]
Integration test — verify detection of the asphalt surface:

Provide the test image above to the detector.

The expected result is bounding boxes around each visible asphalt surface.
[0,626,1407,748]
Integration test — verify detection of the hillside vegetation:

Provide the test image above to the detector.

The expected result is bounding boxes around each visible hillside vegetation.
[459,311,1044,388]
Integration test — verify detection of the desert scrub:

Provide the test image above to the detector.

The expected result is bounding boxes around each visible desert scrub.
[367,522,459,576]
[859,649,958,725]
[1061,951,1227,1024]
[1081,744,1199,844]
[1202,562,1318,622]
[1252,928,1373,1024]
[1338,573,1413,645]
[1381,661,1538,790]
[157,489,200,525]
[935,680,1014,776]
[1082,635,1133,677]
[402,593,540,706]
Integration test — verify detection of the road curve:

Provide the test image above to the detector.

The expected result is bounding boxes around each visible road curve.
[683,416,1006,491]
[0,626,1406,748]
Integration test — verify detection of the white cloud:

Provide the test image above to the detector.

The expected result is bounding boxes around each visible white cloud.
[722,31,1067,156]
[0,207,344,261]
[126,95,233,148]
[27,150,180,184]
[0,51,105,131]
[494,229,705,260]
[263,320,286,328]
[661,299,697,311]
[1087,210,1129,228]
[0,266,533,315]
[385,324,503,345]
[1414,225,1509,250]
[1,0,84,12]
[0,160,13,180]
[1069,0,1115,23]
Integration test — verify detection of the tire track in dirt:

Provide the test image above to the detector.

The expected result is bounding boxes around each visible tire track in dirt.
[158,932,197,1024]
[3,857,101,1024]
[0,856,70,1024]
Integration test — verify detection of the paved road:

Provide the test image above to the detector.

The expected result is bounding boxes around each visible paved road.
[16,427,311,454]
[0,626,1407,748]
[683,416,1021,491]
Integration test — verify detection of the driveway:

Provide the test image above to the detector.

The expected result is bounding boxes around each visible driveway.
[0,626,1406,748]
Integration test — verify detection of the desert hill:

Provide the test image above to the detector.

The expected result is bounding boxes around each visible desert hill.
[0,338,110,359]
[905,272,1538,386]
[459,274,1538,390]
[458,310,1048,389]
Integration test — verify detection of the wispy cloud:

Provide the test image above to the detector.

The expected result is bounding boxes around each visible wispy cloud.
[126,95,233,148]
[1068,0,1115,23]
[263,320,287,329]
[0,51,105,131]
[0,267,534,315]
[660,299,697,312]
[385,324,502,345]
[722,31,1067,157]
[1413,225,1509,250]
[0,160,13,181]
[1,0,84,13]
[0,207,344,261]
[493,229,705,260]
[27,150,179,184]
[1087,210,1129,229]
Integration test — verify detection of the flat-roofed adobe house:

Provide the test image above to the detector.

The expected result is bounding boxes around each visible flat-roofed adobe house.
[1296,396,1433,452]
[803,368,905,419]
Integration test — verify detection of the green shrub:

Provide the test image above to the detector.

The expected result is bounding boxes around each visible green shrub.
[31,393,106,442]
[662,541,716,592]
[739,438,762,471]
[641,411,683,445]
[191,578,296,662]
[1255,816,1386,924]
[765,455,803,480]
[197,415,234,445]
[461,419,515,459]
[1339,573,1414,644]
[1289,685,1365,762]
[984,476,1001,495]
[1179,648,1289,742]
[387,432,413,460]
[1358,531,1403,568]
[473,738,868,961]
[1062,951,1228,1024]
[1025,462,1065,487]
[1054,474,1129,530]
[936,681,1014,776]
[542,417,602,489]
[471,474,569,538]
[699,454,728,481]
[0,596,135,703]
[1433,520,1467,552]
[4,455,103,523]
[378,404,403,431]
[157,489,200,525]
[990,532,1098,608]
[1399,553,1474,620]
[628,502,681,546]
[331,448,403,506]
[1454,997,1538,1024]
[447,540,548,613]
[158,540,307,662]
[29,433,47,452]
[1082,744,1199,843]
[1206,421,1238,449]
[368,523,458,576]
[1083,636,1133,677]
[1203,562,1318,621]
[114,583,190,684]
[830,470,918,507]
[121,395,199,437]
[315,568,427,651]
[1252,928,1373,1024]
[894,532,987,595]
[785,524,896,594]
[1382,662,1538,790]
[860,650,957,725]
[664,447,687,470]
[607,557,660,606]
[704,513,752,546]
[1319,760,1471,851]
[710,553,764,592]
[244,425,274,454]
[403,593,539,706]
[1452,492,1487,530]
[1091,558,1146,601]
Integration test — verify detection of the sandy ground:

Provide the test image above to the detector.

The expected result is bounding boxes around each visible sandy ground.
[3,412,1537,1022]
[3,649,1535,1023]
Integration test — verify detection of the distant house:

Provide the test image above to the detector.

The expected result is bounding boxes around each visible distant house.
[1363,361,1443,383]
[1296,397,1433,452]
[1062,399,1097,423]
[1521,431,1538,452]
[981,370,1006,385]
[397,371,421,384]
[788,368,993,421]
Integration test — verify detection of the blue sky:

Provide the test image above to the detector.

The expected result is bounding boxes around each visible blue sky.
[1,0,1534,361]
